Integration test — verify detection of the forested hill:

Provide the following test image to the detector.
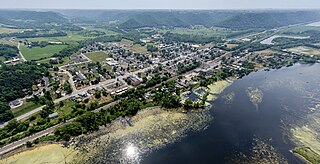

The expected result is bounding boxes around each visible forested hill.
[217,11,320,29]
[58,10,320,29]
[0,10,81,30]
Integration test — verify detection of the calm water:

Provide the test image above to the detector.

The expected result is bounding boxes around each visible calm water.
[141,64,320,164]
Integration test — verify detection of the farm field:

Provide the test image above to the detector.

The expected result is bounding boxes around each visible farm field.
[85,51,111,62]
[0,27,24,34]
[280,25,320,33]
[288,46,320,56]
[254,49,278,55]
[20,45,68,61]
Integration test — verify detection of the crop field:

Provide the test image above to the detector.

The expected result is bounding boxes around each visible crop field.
[281,25,320,34]
[160,27,232,37]
[24,32,93,44]
[80,26,119,36]
[20,45,68,61]
[254,49,278,55]
[288,46,320,56]
[0,27,24,34]
[85,51,111,62]
[159,27,250,39]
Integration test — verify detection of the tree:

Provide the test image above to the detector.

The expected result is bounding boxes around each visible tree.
[26,141,32,147]
[0,102,14,123]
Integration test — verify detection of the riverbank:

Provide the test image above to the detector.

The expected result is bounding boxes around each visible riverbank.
[0,106,213,163]
[206,80,233,101]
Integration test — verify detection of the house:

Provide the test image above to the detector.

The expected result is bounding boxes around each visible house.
[128,75,141,86]
[49,112,59,119]
[78,92,88,97]
[9,100,22,107]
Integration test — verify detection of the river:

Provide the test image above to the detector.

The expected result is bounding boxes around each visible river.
[142,63,320,163]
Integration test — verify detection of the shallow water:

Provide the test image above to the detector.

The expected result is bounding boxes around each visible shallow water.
[142,64,320,164]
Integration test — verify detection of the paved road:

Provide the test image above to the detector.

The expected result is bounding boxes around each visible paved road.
[0,100,120,156]
[18,42,27,62]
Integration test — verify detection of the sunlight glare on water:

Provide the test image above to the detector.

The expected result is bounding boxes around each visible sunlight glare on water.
[122,143,140,163]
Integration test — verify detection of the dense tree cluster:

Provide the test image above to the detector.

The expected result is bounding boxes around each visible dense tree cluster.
[0,44,19,60]
[147,45,158,52]
[0,102,14,123]
[178,61,201,74]
[0,62,48,102]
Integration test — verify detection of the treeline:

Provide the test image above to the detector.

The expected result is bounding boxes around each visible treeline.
[0,102,14,123]
[164,32,223,44]
[0,31,67,39]
[0,62,49,102]
[0,44,19,59]
[0,10,82,31]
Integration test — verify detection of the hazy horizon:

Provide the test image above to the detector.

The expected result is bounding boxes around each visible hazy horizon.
[0,0,320,10]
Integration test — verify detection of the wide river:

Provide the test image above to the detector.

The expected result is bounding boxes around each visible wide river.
[141,63,320,163]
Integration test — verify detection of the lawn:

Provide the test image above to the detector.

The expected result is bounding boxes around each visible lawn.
[56,100,77,116]
[20,45,67,61]
[11,101,41,117]
[85,51,111,62]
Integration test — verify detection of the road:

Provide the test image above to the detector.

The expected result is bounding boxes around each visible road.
[0,45,229,155]
[0,100,120,156]
[17,42,27,62]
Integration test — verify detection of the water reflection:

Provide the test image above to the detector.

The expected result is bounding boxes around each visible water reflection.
[123,143,140,163]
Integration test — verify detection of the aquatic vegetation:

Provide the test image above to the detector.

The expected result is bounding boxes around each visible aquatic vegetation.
[246,87,263,108]
[292,147,320,164]
[228,137,288,163]
[69,107,212,163]
[222,91,235,104]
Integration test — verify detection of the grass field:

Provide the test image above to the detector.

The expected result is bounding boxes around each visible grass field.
[20,45,67,61]
[0,27,24,34]
[56,100,77,116]
[0,144,78,164]
[131,44,148,53]
[80,26,119,36]
[24,32,93,44]
[11,101,41,117]
[85,51,111,62]
[281,25,320,34]
[288,46,320,56]
[159,27,236,38]
[120,39,134,45]
[0,39,17,46]
[255,49,278,55]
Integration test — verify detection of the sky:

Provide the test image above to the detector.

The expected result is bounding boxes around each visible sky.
[0,0,320,10]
